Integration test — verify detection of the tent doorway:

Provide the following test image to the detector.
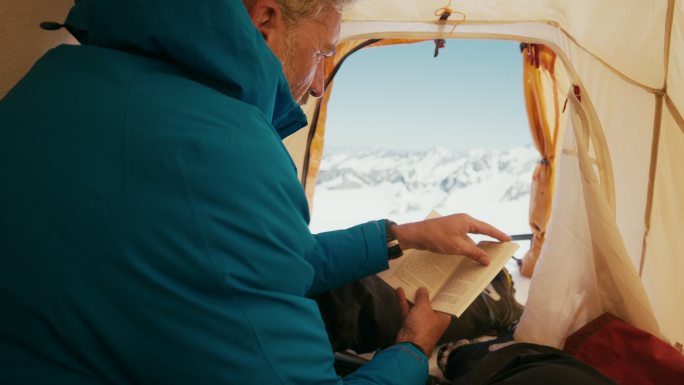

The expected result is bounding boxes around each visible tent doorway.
[306,39,536,304]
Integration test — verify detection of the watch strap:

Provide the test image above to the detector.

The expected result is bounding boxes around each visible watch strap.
[384,219,404,260]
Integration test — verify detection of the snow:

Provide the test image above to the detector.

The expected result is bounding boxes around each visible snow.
[311,145,537,234]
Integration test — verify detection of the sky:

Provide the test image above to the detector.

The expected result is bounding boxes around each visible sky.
[324,39,531,153]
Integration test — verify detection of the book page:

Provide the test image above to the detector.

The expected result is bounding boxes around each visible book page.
[431,241,519,317]
[378,248,462,303]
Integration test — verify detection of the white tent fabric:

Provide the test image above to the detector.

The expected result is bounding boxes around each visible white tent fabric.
[669,1,684,113]
[515,89,661,347]
[2,0,683,352]
[343,0,668,90]
[642,106,684,352]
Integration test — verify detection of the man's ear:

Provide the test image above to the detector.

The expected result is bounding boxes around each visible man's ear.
[244,0,286,45]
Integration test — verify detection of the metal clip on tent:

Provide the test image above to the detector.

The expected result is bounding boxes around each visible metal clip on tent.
[432,0,466,58]
[433,6,451,58]
[39,21,64,31]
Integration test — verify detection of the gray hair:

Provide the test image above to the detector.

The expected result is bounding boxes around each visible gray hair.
[277,0,352,25]
[245,0,354,26]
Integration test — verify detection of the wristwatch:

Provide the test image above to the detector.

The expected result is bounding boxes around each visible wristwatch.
[384,219,404,260]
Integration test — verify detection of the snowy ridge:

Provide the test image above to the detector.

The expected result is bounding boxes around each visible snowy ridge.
[310,145,539,234]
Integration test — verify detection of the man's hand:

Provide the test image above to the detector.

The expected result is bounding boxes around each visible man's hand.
[395,287,451,356]
[393,213,511,265]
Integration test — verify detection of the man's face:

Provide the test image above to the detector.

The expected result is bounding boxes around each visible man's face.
[277,7,341,104]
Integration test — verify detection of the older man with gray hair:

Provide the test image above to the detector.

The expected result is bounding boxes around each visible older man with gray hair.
[0,0,518,384]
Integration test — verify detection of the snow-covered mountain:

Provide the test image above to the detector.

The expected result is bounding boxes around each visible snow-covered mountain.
[310,145,539,235]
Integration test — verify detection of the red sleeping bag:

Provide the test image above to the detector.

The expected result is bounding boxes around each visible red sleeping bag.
[564,313,684,385]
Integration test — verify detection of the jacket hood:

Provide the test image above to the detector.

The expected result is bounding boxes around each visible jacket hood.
[63,0,307,138]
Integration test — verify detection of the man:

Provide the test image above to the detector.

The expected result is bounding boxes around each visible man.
[0,0,511,384]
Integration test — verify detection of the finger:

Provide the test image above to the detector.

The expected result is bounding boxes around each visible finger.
[468,218,512,242]
[456,239,491,265]
[396,287,410,318]
[413,287,430,307]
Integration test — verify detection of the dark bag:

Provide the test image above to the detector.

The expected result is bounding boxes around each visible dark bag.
[314,269,523,353]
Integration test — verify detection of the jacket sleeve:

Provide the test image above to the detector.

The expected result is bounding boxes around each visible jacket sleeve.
[343,343,429,385]
[167,108,426,384]
[307,220,389,295]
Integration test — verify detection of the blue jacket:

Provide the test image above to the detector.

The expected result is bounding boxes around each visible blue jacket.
[0,0,427,384]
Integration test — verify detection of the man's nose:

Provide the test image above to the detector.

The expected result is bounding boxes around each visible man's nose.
[308,61,326,98]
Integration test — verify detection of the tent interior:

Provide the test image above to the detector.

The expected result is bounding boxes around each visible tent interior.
[2,0,683,367]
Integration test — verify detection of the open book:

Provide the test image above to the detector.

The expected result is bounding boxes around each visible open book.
[378,240,519,317]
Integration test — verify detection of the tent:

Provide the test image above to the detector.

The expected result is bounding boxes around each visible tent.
[2,0,682,355]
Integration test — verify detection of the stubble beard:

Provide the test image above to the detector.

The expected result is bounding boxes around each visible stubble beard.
[281,33,309,105]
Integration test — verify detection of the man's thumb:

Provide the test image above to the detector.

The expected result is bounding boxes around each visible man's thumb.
[414,287,430,304]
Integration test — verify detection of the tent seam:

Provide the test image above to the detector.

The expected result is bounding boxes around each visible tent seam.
[665,95,684,133]
[639,0,673,275]
[663,0,675,90]
[639,95,664,277]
